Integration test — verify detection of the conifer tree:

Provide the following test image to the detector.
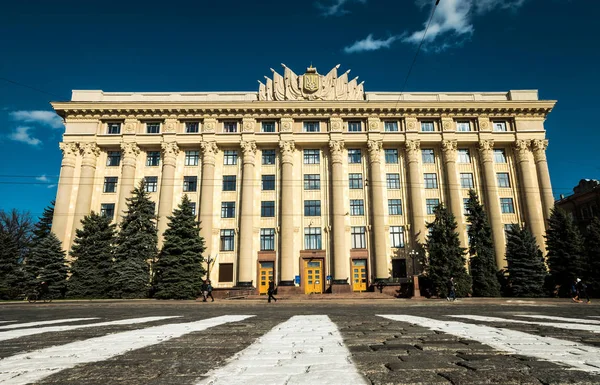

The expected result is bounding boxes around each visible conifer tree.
[466,190,501,297]
[26,232,68,298]
[545,208,585,297]
[505,224,546,297]
[153,195,205,299]
[32,201,55,241]
[0,231,23,299]
[68,212,116,298]
[425,204,472,297]
[584,217,600,295]
[110,180,157,298]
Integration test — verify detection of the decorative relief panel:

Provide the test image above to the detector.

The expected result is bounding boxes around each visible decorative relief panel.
[280,117,293,133]
[405,116,418,132]
[203,119,217,133]
[441,118,453,132]
[124,119,138,134]
[163,118,178,133]
[478,115,491,132]
[329,117,343,132]
[367,117,380,132]
[242,118,256,133]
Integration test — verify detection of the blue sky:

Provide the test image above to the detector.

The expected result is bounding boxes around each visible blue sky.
[1,0,598,219]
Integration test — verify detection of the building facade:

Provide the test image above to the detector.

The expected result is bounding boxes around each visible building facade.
[556,179,600,230]
[51,64,556,294]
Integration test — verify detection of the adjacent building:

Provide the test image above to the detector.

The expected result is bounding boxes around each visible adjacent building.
[556,179,600,229]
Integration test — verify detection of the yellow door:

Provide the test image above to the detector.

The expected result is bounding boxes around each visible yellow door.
[304,260,323,294]
[352,260,367,292]
[259,262,274,295]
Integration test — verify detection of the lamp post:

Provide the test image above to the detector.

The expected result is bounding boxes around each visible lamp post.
[206,254,216,280]
[409,250,421,298]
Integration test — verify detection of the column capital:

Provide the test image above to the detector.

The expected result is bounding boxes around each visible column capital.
[367,140,383,163]
[279,140,295,164]
[280,117,293,133]
[163,118,178,134]
[203,118,217,133]
[59,142,79,168]
[79,143,100,168]
[200,141,219,165]
[123,118,139,134]
[514,139,531,163]
[161,141,180,166]
[240,140,257,164]
[367,117,381,132]
[532,139,549,163]
[405,139,421,162]
[329,140,345,164]
[120,142,140,167]
[329,117,343,132]
[242,118,256,133]
[478,139,494,163]
[441,139,458,162]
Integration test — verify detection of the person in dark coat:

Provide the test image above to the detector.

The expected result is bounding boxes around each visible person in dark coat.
[576,278,590,304]
[446,277,456,301]
[200,280,208,302]
[267,279,277,303]
[205,280,215,302]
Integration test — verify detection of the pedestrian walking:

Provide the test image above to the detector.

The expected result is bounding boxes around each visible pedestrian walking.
[571,279,580,303]
[200,280,208,302]
[576,278,590,304]
[447,277,456,301]
[205,280,215,302]
[267,279,277,303]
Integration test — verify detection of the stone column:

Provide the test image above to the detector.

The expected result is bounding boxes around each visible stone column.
[367,140,388,280]
[405,140,426,244]
[157,142,179,247]
[279,140,295,285]
[199,142,219,258]
[117,142,140,221]
[479,140,506,268]
[71,143,100,246]
[329,140,348,285]
[238,140,257,286]
[441,140,467,248]
[532,139,554,224]
[53,142,79,252]
[515,140,546,252]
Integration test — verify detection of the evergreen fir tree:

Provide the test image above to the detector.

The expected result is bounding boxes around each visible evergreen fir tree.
[466,190,501,297]
[505,224,547,297]
[68,212,116,298]
[545,207,585,297]
[0,231,24,299]
[425,204,472,297]
[110,180,157,298]
[584,217,600,295]
[32,201,55,241]
[153,195,205,299]
[26,232,68,298]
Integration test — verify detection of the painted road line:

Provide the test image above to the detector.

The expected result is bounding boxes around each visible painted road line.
[0,316,180,343]
[515,314,600,325]
[449,315,600,333]
[0,318,99,330]
[196,315,367,385]
[379,315,600,373]
[0,315,253,385]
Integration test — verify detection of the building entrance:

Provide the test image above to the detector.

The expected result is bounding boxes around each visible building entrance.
[258,261,274,295]
[352,259,367,292]
[303,259,323,294]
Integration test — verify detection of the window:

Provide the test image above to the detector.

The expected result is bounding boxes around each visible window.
[304,227,322,250]
[460,173,474,189]
[303,121,320,132]
[504,224,514,239]
[424,173,438,189]
[426,199,440,215]
[185,122,199,133]
[493,121,507,132]
[349,173,363,189]
[497,173,511,188]
[464,198,470,215]
[100,203,115,220]
[185,150,199,166]
[500,198,515,213]
[390,226,405,248]
[386,173,401,189]
[224,122,238,133]
[146,123,160,134]
[221,202,235,218]
[261,121,275,133]
[303,149,320,164]
[262,175,275,190]
[304,174,320,190]
[385,149,398,164]
[422,149,435,164]
[260,229,275,251]
[348,149,361,164]
[261,201,275,217]
[145,176,158,192]
[146,151,160,166]
[106,151,121,167]
[107,123,121,134]
[304,200,321,216]
[222,175,236,191]
[350,199,364,216]
[384,121,398,132]
[458,149,471,163]
[262,150,276,165]
[388,199,402,215]
[348,121,361,132]
[189,202,196,216]
[494,149,507,163]
[183,176,197,192]
[220,229,235,251]
[421,121,434,132]
[223,150,238,165]
[103,177,118,193]
[219,263,234,282]
[351,227,366,249]
[456,121,471,132]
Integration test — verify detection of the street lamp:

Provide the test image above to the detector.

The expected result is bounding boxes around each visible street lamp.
[206,254,217,280]
[409,250,419,276]
[409,250,421,298]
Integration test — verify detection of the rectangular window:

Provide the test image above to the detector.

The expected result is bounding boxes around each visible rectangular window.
[262,175,275,190]
[185,150,199,166]
[494,149,507,163]
[262,149,276,165]
[386,173,401,189]
[260,228,275,251]
[349,173,363,189]
[145,176,158,192]
[348,149,361,164]
[146,122,160,134]
[222,175,236,191]
[389,226,405,248]
[218,263,234,282]
[146,151,160,166]
[261,121,275,133]
[100,203,115,220]
[424,173,438,189]
[350,199,364,216]
[189,202,196,216]
[261,201,275,217]
[460,173,474,189]
[384,121,398,132]
[463,198,470,215]
[303,149,320,164]
[422,149,435,164]
[385,149,398,164]
[500,198,515,213]
[351,227,366,249]
[183,176,197,192]
[185,122,199,133]
[421,121,434,132]
[103,177,118,193]
[223,122,238,133]
[106,151,121,167]
[504,224,514,240]
[220,229,235,251]
[221,202,235,218]
[223,150,238,165]
[426,198,440,215]
[107,123,121,135]
[304,227,322,250]
[458,149,471,163]
[303,121,320,132]
[348,121,362,132]
[304,200,321,216]
[493,121,507,132]
[388,199,402,215]
[304,174,320,190]
[456,121,471,132]
[497,173,511,188]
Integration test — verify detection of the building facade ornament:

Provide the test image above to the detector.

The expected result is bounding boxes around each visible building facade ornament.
[120,142,140,167]
[163,118,178,133]
[478,140,495,163]
[280,117,293,132]
[79,142,100,168]
[200,141,219,165]
[405,115,418,132]
[240,141,257,164]
[441,118,453,131]
[532,139,549,163]
[329,117,343,132]
[367,117,380,132]
[161,142,180,166]
[279,140,295,164]
[441,140,458,162]
[59,142,79,168]
[203,119,217,133]
[367,140,383,163]
[242,118,256,133]
[514,139,531,163]
[329,140,345,164]
[124,119,138,134]
[478,115,490,131]
[405,140,421,161]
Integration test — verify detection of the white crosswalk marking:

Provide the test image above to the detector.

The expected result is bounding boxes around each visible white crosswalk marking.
[0,315,253,385]
[196,315,367,385]
[0,316,179,342]
[0,318,99,330]
[379,315,600,373]
[516,314,600,325]
[449,315,600,333]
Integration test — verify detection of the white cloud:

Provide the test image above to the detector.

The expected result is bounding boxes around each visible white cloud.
[9,126,42,147]
[9,110,63,129]
[36,175,49,182]
[47,184,57,189]
[344,34,400,54]
[316,0,366,17]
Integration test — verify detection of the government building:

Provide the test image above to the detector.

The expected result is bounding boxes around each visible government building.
[50,64,556,294]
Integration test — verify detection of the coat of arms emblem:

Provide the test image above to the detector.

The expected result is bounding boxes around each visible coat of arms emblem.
[303,66,319,93]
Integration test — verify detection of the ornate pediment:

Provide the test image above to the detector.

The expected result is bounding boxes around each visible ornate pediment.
[258,64,365,101]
